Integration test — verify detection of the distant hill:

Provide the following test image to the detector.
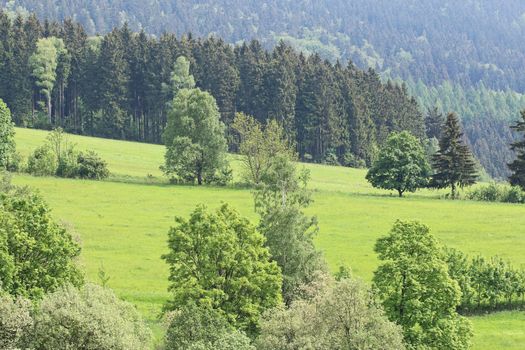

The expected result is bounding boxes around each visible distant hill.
[4,0,525,91]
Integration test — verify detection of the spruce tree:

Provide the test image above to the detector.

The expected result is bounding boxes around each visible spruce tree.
[431,113,478,198]
[508,110,525,190]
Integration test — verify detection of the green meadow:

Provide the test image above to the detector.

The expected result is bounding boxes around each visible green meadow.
[12,127,525,349]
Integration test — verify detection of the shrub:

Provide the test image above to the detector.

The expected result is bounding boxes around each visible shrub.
[27,145,57,176]
[466,182,524,203]
[6,152,23,173]
[0,295,33,349]
[77,150,110,180]
[56,147,80,178]
[30,284,151,350]
[164,303,254,350]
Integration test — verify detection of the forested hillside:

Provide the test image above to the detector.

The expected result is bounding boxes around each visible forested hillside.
[2,0,525,177]
[4,0,525,90]
[0,13,425,167]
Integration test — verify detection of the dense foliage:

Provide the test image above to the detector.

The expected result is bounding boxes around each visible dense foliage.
[164,303,254,350]
[508,111,525,189]
[257,276,406,350]
[0,13,425,168]
[162,204,282,335]
[431,113,478,198]
[445,248,525,312]
[162,59,228,185]
[366,131,431,197]
[373,221,473,350]
[0,284,151,349]
[0,99,16,170]
[0,177,83,299]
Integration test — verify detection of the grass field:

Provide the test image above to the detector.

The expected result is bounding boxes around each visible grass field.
[12,127,525,349]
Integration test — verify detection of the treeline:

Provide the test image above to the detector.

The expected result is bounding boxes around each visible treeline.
[0,11,425,165]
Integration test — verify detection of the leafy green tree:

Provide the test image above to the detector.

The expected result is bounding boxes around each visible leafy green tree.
[171,56,196,95]
[164,303,254,350]
[255,155,326,305]
[232,112,295,184]
[162,88,228,185]
[366,131,431,197]
[30,284,151,350]
[29,37,60,122]
[373,221,472,349]
[0,181,83,299]
[162,204,282,335]
[257,276,406,350]
[431,113,478,198]
[0,99,16,170]
[509,110,525,190]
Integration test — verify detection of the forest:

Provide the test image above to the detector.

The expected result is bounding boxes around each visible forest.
[2,0,525,177]
[0,11,426,168]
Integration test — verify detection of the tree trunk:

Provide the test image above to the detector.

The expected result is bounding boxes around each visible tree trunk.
[47,93,52,124]
[398,189,404,197]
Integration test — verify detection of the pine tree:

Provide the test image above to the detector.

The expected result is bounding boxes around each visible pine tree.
[431,113,478,198]
[508,110,525,190]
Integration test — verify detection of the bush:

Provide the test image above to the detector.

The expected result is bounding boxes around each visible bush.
[30,284,151,350]
[0,295,33,349]
[77,151,110,179]
[27,145,57,176]
[164,303,254,350]
[6,152,23,173]
[466,182,524,203]
[56,147,80,178]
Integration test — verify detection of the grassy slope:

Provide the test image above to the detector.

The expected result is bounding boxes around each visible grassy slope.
[12,128,525,349]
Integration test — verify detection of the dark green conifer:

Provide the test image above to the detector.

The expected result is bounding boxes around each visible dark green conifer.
[431,113,478,198]
[508,110,525,190]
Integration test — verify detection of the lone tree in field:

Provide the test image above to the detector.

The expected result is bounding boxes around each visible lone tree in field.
[373,221,473,350]
[162,204,282,336]
[366,131,431,197]
[162,57,228,185]
[0,100,16,170]
[431,113,477,198]
[508,110,525,190]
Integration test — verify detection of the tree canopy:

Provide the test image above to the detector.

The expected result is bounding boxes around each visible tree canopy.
[162,204,282,335]
[366,131,431,197]
[373,221,473,350]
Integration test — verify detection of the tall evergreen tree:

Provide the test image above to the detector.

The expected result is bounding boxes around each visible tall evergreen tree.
[431,113,478,198]
[508,110,525,190]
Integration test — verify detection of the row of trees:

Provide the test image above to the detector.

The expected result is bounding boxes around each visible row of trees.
[0,12,425,166]
[446,248,525,312]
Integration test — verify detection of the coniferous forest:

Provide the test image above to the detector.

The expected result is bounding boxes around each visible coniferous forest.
[0,12,425,167]
[2,0,525,177]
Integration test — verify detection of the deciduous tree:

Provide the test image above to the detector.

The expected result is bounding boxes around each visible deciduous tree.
[366,131,431,197]
[373,220,473,349]
[162,204,282,335]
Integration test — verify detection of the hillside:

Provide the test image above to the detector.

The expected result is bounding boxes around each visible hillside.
[2,0,525,179]
[4,0,525,91]
[11,127,525,349]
